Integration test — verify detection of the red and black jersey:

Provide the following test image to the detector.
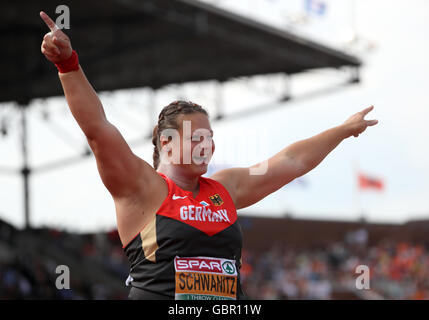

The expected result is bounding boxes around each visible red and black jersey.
[123,172,245,300]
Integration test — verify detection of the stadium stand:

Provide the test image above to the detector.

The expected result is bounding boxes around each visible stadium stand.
[1,216,428,299]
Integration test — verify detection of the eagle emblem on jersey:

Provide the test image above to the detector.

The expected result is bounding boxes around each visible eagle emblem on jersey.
[209,194,223,206]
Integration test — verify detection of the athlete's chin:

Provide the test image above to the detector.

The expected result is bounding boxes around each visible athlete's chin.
[190,163,209,175]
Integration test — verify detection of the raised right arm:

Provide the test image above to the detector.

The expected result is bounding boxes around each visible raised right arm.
[39,12,167,242]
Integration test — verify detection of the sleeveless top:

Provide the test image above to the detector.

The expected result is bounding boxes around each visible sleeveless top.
[123,172,245,300]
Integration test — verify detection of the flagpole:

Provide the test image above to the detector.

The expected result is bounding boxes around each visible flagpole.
[353,160,364,220]
[350,0,357,44]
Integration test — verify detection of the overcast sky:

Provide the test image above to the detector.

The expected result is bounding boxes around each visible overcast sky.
[0,0,428,232]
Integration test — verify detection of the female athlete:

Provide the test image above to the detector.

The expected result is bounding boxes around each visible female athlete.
[40,11,378,300]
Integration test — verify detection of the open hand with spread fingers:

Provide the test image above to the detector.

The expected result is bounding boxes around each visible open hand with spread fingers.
[343,106,378,138]
[40,11,73,63]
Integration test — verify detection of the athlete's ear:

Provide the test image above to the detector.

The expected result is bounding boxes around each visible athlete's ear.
[159,128,180,149]
[159,129,181,165]
[159,135,169,148]
[159,135,173,157]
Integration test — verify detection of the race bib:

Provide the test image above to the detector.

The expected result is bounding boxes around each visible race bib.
[174,256,237,300]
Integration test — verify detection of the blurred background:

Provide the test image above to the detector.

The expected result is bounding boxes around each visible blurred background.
[0,0,428,299]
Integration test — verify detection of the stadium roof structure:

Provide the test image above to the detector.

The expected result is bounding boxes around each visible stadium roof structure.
[0,0,361,104]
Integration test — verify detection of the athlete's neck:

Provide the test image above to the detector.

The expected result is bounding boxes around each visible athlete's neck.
[157,165,200,196]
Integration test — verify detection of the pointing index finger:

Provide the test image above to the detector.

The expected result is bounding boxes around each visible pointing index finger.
[40,11,59,33]
[360,105,374,117]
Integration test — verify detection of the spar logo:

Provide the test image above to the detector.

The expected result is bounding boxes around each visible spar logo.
[174,256,237,276]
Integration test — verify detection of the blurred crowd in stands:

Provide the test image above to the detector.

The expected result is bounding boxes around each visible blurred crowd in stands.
[0,220,128,299]
[1,218,429,299]
[241,229,429,299]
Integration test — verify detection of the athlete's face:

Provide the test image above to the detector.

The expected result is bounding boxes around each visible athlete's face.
[160,112,215,175]
[181,113,215,175]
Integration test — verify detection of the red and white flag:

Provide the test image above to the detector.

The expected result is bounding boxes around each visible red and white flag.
[358,173,384,191]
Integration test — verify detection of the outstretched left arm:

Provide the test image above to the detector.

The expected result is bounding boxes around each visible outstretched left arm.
[211,106,378,209]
